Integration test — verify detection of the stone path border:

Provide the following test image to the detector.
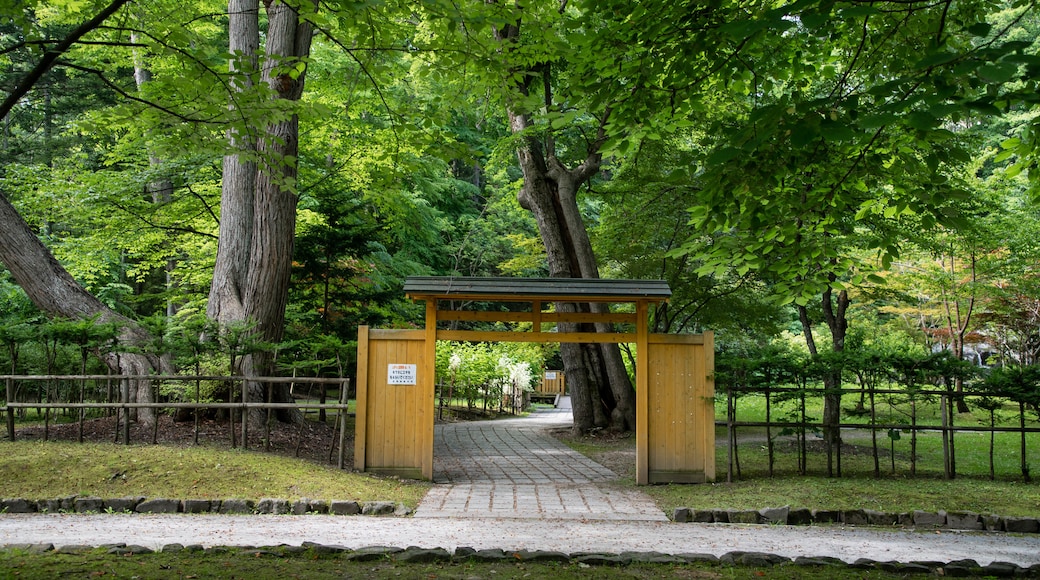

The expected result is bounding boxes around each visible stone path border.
[3,513,1040,568]
[2,543,1039,577]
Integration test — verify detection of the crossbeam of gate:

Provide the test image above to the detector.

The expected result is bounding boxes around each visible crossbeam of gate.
[353,276,715,485]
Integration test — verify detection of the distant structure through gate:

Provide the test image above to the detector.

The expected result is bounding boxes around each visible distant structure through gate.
[354,276,715,485]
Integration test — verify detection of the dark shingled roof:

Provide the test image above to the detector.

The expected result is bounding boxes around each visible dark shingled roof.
[403,276,671,302]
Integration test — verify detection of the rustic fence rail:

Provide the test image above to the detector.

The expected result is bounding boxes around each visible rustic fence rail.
[718,384,1040,483]
[2,374,352,468]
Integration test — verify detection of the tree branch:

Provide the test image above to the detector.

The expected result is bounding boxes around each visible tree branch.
[0,0,130,122]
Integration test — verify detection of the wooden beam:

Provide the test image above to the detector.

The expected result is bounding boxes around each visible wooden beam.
[434,309,638,325]
[436,329,636,344]
[422,298,437,480]
[354,325,370,472]
[636,300,650,485]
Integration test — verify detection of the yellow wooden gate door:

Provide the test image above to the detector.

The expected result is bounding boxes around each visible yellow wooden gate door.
[353,327,432,479]
[644,332,716,483]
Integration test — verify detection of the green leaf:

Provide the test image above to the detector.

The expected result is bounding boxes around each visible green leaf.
[977,62,1018,84]
[966,22,993,37]
[915,50,959,69]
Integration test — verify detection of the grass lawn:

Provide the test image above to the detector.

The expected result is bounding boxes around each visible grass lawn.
[553,427,1040,518]
[0,440,429,507]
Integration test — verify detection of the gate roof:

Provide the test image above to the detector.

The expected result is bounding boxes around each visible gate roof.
[403,276,671,303]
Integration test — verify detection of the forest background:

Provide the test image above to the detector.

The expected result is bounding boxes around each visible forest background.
[2,0,1040,440]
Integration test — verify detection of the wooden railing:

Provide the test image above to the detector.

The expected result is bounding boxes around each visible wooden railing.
[2,374,352,469]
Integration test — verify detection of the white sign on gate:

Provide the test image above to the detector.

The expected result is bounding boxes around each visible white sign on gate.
[387,364,417,385]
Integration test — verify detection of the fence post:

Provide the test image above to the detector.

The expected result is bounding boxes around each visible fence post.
[337,378,349,470]
[6,376,15,442]
[940,391,951,478]
[241,378,248,450]
[122,377,130,445]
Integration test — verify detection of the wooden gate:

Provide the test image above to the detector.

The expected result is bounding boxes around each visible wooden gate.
[354,276,715,485]
[353,327,432,479]
[643,333,716,483]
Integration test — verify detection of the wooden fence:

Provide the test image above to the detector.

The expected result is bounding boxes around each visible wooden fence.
[720,384,1040,482]
[2,374,352,468]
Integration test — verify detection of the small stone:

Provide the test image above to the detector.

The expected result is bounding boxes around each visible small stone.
[73,497,103,513]
[103,497,142,513]
[842,508,869,526]
[136,499,180,514]
[912,510,945,527]
[677,553,719,563]
[361,501,396,515]
[739,552,789,566]
[468,548,508,562]
[181,499,212,514]
[942,564,981,577]
[343,546,402,561]
[850,558,879,569]
[945,511,982,530]
[453,546,477,559]
[759,505,789,525]
[301,541,349,554]
[983,514,1002,531]
[866,509,898,527]
[393,547,452,563]
[787,508,812,525]
[218,499,254,514]
[510,549,570,563]
[330,500,361,515]
[37,499,63,513]
[257,498,290,515]
[793,556,844,566]
[0,499,36,513]
[719,551,746,564]
[981,561,1020,577]
[574,554,627,566]
[162,544,185,553]
[1003,517,1039,533]
[672,507,692,523]
[811,509,841,524]
[307,500,329,514]
[691,509,715,523]
[290,499,309,515]
[711,509,729,523]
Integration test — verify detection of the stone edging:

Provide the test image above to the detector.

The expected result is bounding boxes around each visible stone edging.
[671,505,1040,533]
[2,544,1039,576]
[0,496,410,516]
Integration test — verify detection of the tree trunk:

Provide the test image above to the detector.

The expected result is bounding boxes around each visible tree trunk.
[491,18,634,435]
[0,192,161,425]
[207,0,315,426]
[798,285,849,478]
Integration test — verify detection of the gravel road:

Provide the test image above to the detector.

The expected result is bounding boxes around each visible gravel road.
[2,512,1039,567]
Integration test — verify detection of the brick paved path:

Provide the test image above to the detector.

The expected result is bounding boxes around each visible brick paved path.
[413,407,667,521]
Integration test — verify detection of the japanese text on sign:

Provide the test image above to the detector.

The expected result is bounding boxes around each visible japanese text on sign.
[387,364,417,385]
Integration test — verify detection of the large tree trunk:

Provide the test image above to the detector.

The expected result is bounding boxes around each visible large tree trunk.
[492,18,636,435]
[0,192,162,425]
[207,0,315,426]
